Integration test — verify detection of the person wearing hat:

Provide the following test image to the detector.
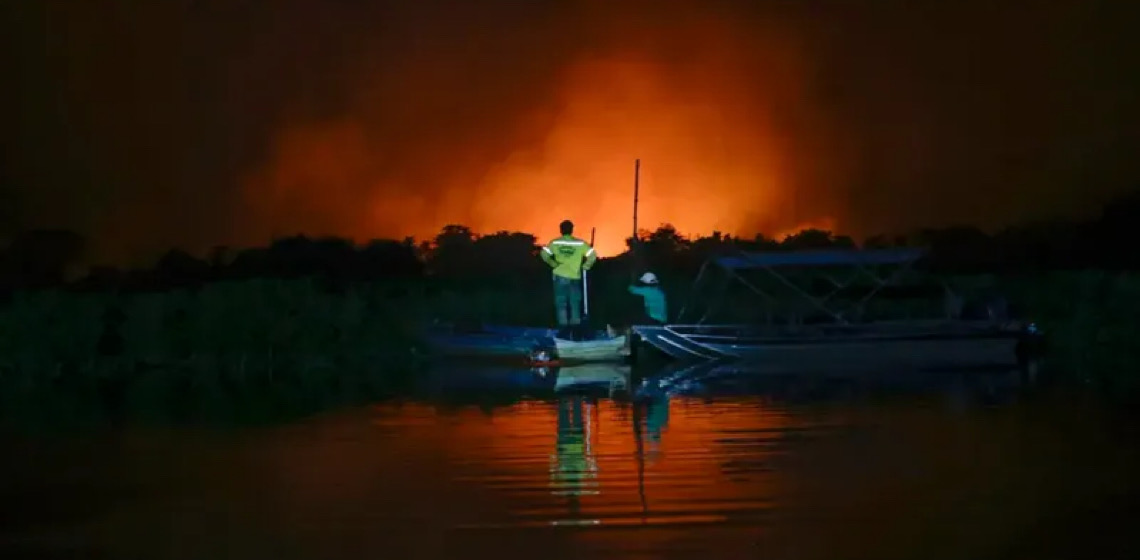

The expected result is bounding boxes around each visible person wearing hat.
[540,219,597,330]
[628,271,667,324]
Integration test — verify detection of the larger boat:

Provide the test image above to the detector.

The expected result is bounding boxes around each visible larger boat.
[631,248,1044,373]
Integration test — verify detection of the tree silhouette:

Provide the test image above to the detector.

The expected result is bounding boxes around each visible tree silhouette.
[154,249,211,286]
[2,229,86,288]
[358,238,422,279]
[473,231,543,279]
[781,229,855,250]
[862,234,908,249]
[3,187,1140,295]
[429,224,477,280]
[0,183,22,238]
[914,226,999,273]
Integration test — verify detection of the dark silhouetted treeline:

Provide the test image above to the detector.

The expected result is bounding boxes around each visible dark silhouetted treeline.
[1,190,1137,296]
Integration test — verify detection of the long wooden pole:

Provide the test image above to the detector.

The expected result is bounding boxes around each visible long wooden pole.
[630,159,641,282]
[632,159,640,246]
[583,226,595,318]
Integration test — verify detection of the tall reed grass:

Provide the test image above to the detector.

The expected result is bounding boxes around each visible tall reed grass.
[2,271,1138,423]
[0,278,435,424]
[998,272,1140,399]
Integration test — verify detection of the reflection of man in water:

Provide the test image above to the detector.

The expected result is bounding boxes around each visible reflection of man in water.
[551,397,599,498]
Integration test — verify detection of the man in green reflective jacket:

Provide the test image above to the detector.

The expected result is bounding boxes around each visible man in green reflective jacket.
[540,220,597,328]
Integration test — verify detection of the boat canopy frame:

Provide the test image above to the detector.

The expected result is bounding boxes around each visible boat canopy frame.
[676,248,931,325]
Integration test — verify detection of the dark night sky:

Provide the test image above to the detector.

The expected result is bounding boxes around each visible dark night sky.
[2,0,1137,265]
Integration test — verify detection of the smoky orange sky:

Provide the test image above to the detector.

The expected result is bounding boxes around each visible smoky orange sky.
[239,9,841,256]
[2,0,1137,264]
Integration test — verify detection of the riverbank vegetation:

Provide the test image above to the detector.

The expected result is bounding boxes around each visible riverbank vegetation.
[2,191,1138,419]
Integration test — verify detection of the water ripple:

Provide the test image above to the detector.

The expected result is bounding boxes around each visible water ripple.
[3,368,1137,559]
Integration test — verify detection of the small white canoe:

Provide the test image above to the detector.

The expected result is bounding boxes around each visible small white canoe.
[553,335,628,362]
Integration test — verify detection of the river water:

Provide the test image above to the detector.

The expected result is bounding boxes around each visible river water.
[2,364,1138,559]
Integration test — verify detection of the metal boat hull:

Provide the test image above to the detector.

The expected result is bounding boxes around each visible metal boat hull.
[632,323,1029,373]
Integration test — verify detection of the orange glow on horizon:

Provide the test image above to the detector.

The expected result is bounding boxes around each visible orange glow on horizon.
[240,16,843,257]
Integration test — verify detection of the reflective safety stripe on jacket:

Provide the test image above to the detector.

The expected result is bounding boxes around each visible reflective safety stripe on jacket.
[541,235,596,279]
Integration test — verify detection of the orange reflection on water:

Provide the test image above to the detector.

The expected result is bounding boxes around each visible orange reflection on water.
[11,387,1140,560]
[359,394,794,528]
